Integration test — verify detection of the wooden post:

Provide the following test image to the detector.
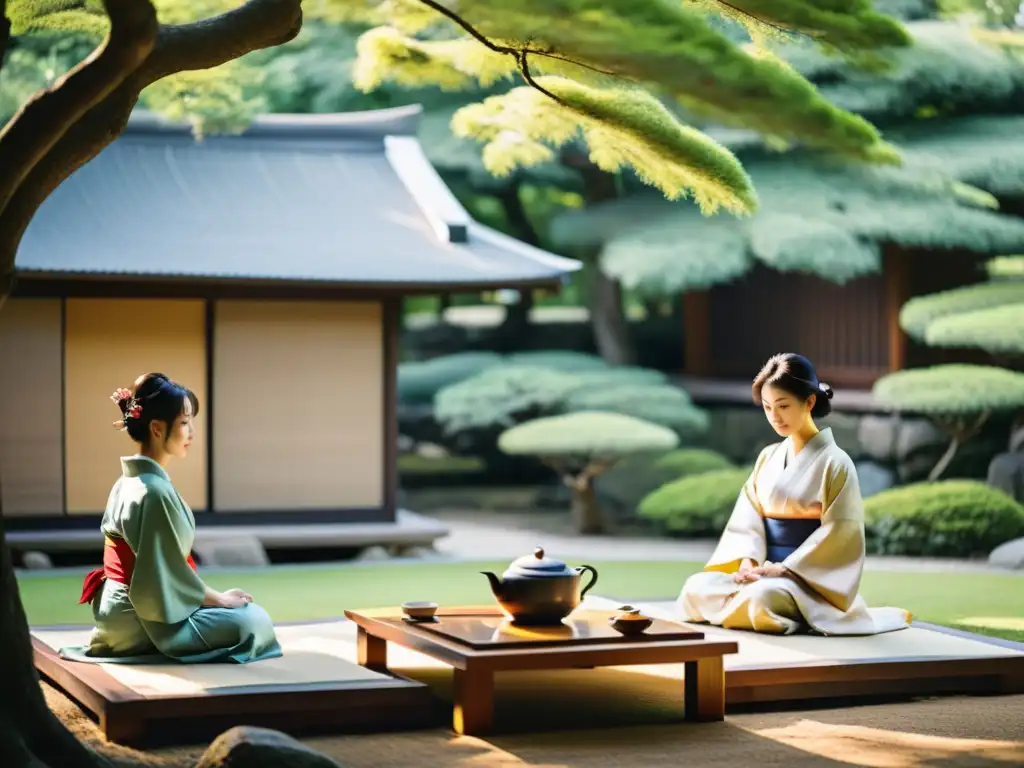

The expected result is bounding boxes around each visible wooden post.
[684,656,726,722]
[682,291,711,376]
[452,666,494,736]
[357,627,388,672]
[883,246,908,373]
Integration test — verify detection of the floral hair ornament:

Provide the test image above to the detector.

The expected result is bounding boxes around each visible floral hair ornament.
[110,387,143,430]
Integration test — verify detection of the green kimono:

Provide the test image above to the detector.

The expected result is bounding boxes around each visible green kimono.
[60,456,282,665]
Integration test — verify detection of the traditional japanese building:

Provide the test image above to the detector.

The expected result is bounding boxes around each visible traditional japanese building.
[0,105,579,553]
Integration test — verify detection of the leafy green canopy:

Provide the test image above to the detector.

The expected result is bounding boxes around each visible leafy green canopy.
[433,360,708,437]
[498,411,679,458]
[550,148,1024,296]
[344,0,911,214]
[782,20,1024,122]
[925,304,1024,355]
[865,479,1024,557]
[899,280,1024,339]
[637,466,750,536]
[892,116,1024,199]
[595,447,735,513]
[871,364,1024,415]
[398,351,503,406]
[6,0,273,135]
[564,384,710,437]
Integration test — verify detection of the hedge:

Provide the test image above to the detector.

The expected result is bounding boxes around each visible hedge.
[864,480,1024,557]
[595,448,735,514]
[637,467,750,537]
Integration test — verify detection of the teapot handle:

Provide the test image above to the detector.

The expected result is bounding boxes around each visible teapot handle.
[575,565,599,597]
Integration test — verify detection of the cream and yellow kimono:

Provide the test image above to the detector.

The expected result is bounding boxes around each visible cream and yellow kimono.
[677,428,910,636]
[60,456,282,664]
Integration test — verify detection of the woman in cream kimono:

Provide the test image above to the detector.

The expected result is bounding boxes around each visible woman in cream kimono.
[60,373,282,664]
[678,353,911,636]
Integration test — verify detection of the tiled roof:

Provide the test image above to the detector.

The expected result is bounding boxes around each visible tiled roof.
[16,105,580,291]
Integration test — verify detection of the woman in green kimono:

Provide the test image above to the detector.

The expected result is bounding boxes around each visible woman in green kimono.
[60,372,282,665]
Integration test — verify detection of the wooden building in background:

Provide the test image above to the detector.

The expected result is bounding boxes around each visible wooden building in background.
[0,106,579,552]
[681,245,991,390]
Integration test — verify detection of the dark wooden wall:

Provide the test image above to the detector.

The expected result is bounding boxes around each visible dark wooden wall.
[683,247,991,389]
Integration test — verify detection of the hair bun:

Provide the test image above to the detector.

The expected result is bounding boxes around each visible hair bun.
[819,382,834,399]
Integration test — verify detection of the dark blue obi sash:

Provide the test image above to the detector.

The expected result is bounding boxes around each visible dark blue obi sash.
[764,517,821,562]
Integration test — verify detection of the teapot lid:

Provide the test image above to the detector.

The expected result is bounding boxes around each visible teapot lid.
[508,547,571,576]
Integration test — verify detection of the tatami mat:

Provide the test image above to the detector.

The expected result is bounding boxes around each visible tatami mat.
[583,596,1023,667]
[31,622,392,697]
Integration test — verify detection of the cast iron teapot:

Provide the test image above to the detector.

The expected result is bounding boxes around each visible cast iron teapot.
[481,547,599,625]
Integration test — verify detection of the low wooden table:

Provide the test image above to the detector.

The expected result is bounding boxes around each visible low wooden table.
[344,606,739,735]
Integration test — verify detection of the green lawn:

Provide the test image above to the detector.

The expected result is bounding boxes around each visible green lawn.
[16,560,1024,643]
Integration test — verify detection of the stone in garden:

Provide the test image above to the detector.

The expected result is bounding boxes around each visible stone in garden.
[195,726,342,768]
[854,461,895,498]
[857,414,901,462]
[895,419,947,463]
[355,545,390,562]
[987,452,1024,503]
[20,551,53,570]
[988,536,1024,570]
[192,536,269,567]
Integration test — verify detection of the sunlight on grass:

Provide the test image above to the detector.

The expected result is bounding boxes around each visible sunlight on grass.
[17,560,1024,643]
[956,617,1024,631]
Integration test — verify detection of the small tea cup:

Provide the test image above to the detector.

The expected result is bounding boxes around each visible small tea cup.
[401,601,439,621]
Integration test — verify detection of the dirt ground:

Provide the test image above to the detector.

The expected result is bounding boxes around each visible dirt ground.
[47,681,1024,768]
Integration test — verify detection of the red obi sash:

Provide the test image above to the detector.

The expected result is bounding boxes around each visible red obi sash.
[79,536,197,605]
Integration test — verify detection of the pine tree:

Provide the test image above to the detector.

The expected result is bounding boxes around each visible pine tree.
[546,1,1024,299]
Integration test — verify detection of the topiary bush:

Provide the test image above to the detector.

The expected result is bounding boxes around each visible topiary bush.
[434,365,580,434]
[505,350,611,371]
[898,280,1024,341]
[397,352,503,406]
[637,467,751,537]
[563,383,710,437]
[595,448,735,519]
[924,303,1024,356]
[872,364,1024,480]
[864,480,1024,557]
[499,411,680,533]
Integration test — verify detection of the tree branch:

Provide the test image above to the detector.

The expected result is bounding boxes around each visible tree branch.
[0,0,158,219]
[141,0,302,83]
[0,0,303,288]
[0,1,10,78]
[415,0,612,105]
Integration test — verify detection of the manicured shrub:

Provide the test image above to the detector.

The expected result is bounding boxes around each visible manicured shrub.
[864,480,1024,557]
[397,352,502,406]
[595,448,735,515]
[499,411,680,533]
[498,411,680,458]
[563,383,710,437]
[637,467,751,537]
[505,350,610,371]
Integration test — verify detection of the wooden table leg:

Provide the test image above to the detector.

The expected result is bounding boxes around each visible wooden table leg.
[357,627,387,672]
[684,656,725,722]
[452,665,494,736]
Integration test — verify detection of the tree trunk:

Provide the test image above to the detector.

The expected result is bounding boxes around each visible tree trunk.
[575,163,635,365]
[568,481,604,534]
[495,183,538,340]
[586,265,635,365]
[0,517,111,768]
[927,437,960,482]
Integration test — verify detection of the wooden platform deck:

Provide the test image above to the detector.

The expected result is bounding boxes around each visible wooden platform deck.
[30,595,1024,746]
